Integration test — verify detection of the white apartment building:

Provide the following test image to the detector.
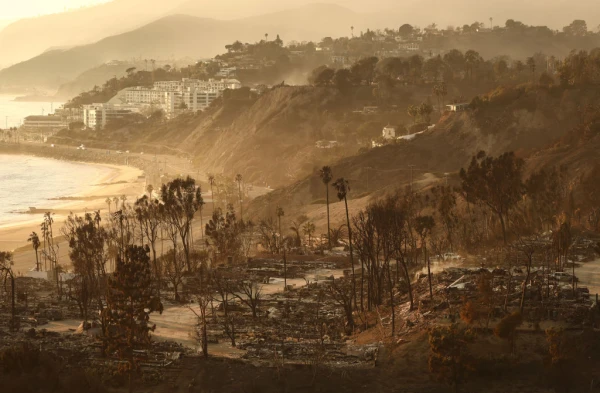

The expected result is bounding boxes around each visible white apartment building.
[125,87,169,105]
[22,115,67,131]
[123,78,242,117]
[83,103,139,129]
[164,89,221,113]
[152,78,241,92]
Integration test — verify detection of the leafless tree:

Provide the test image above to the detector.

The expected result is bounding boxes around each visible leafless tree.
[230,275,263,318]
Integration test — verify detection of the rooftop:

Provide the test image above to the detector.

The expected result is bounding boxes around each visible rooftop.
[24,115,62,121]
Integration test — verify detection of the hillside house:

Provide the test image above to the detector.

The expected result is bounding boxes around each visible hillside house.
[446,103,470,112]
[382,126,396,140]
[399,42,420,51]
[316,140,339,149]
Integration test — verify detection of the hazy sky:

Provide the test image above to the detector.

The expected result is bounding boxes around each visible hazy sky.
[3,0,110,19]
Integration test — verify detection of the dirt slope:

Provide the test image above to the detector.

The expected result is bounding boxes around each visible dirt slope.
[247,85,600,222]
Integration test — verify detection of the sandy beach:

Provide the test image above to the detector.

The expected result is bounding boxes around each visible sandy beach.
[0,160,144,273]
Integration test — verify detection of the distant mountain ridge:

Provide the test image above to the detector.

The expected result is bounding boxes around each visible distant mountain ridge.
[2,0,599,71]
[0,0,188,68]
[0,4,365,92]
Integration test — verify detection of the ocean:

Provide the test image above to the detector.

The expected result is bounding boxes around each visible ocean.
[0,154,112,226]
[0,95,63,128]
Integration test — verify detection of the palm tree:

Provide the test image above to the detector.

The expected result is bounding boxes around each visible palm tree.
[235,174,243,221]
[265,33,269,42]
[302,222,316,247]
[146,184,154,199]
[276,206,284,253]
[40,220,48,270]
[332,178,356,309]
[94,210,102,229]
[351,26,355,37]
[113,196,120,211]
[289,221,303,247]
[105,197,112,213]
[28,232,41,271]
[120,194,127,209]
[319,166,333,248]
[208,174,216,213]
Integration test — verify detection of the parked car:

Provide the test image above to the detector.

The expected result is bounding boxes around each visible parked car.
[550,272,575,282]
[438,253,463,261]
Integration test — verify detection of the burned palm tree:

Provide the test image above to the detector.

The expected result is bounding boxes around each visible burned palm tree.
[28,231,41,271]
[235,174,243,221]
[320,166,333,249]
[332,178,356,309]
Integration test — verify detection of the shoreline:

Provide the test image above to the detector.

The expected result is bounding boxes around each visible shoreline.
[0,154,145,256]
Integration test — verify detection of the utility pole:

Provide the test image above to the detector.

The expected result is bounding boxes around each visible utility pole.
[408,164,416,193]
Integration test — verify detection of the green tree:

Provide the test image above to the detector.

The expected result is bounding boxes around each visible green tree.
[302,221,316,247]
[63,213,108,325]
[205,205,244,262]
[160,177,204,271]
[399,23,414,37]
[134,195,164,296]
[459,151,525,244]
[350,56,379,85]
[103,246,162,393]
[332,68,353,92]
[465,50,482,81]
[309,66,335,86]
[563,19,587,36]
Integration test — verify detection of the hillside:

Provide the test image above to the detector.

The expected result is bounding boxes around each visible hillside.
[429,30,600,61]
[52,86,370,183]
[247,84,600,222]
[54,61,139,100]
[0,0,187,69]
[0,4,363,92]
